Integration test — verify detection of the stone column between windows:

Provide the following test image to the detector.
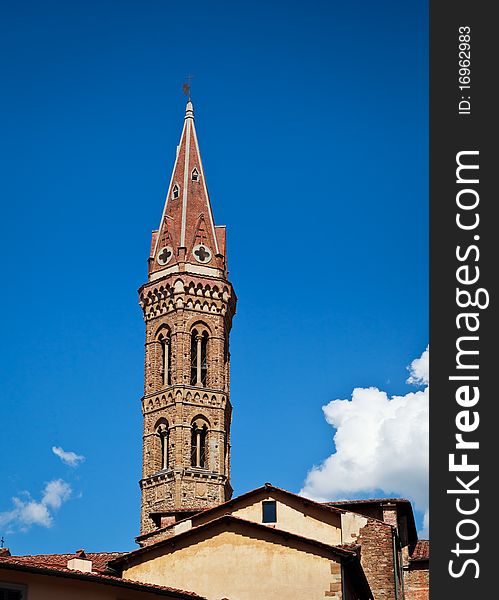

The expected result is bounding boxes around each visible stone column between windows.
[196,334,203,386]
[196,428,202,467]
[162,430,168,469]
[163,338,170,386]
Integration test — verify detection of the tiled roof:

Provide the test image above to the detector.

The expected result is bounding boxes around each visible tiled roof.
[6,552,124,574]
[151,507,207,513]
[137,482,346,544]
[411,539,430,561]
[0,556,205,599]
[114,513,358,567]
[324,497,419,547]
[324,498,410,506]
[337,542,361,552]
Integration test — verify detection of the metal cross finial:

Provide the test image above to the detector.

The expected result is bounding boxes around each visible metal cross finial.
[182,74,194,100]
[1,536,4,548]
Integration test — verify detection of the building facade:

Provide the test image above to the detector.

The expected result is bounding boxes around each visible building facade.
[0,550,205,600]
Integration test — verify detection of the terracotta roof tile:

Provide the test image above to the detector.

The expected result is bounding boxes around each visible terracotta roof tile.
[7,552,125,574]
[0,556,205,598]
[115,513,358,567]
[324,498,410,506]
[411,539,430,561]
[137,483,346,544]
[323,497,419,548]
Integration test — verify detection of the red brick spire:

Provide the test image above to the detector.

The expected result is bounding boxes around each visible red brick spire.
[149,101,226,279]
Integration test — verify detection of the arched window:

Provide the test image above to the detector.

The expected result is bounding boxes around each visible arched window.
[191,167,199,181]
[190,419,208,468]
[190,328,208,386]
[156,421,169,470]
[172,184,180,199]
[158,330,172,386]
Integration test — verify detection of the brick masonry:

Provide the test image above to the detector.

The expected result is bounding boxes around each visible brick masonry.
[354,519,398,600]
[404,563,429,600]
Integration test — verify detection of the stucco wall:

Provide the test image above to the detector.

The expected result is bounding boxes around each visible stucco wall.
[123,526,343,600]
[232,495,342,546]
[0,569,185,600]
[340,512,368,544]
[182,492,343,548]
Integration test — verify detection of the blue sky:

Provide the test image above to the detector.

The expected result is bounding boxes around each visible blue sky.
[0,0,428,554]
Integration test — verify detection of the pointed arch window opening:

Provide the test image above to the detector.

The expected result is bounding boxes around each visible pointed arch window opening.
[191,167,199,182]
[172,184,180,199]
[190,329,208,386]
[191,423,207,468]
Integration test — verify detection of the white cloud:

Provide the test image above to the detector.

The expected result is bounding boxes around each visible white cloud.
[52,446,85,467]
[420,509,429,539]
[300,347,429,535]
[407,345,429,385]
[0,479,72,533]
[42,479,72,509]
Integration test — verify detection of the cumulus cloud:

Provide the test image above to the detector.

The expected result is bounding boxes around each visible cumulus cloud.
[52,446,85,467]
[407,346,429,385]
[0,479,72,533]
[301,347,429,535]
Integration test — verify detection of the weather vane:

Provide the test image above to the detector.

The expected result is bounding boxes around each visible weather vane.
[182,74,194,100]
[1,536,4,548]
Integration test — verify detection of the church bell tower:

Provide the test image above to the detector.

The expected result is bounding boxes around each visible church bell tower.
[138,101,236,536]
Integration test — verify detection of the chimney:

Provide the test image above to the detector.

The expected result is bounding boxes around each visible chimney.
[381,502,399,529]
[67,549,92,573]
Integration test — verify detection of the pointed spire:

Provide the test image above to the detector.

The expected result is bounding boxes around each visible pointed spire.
[149,101,225,279]
[185,100,194,120]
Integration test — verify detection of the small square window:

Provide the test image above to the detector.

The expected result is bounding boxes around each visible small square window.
[0,583,26,600]
[262,500,277,523]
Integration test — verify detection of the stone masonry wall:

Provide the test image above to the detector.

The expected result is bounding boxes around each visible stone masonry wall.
[325,560,343,598]
[139,275,236,536]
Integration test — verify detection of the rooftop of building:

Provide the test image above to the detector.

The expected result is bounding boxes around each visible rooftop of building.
[410,539,430,561]
[0,552,205,599]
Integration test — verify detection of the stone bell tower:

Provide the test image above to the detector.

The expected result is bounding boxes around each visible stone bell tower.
[138,100,236,537]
